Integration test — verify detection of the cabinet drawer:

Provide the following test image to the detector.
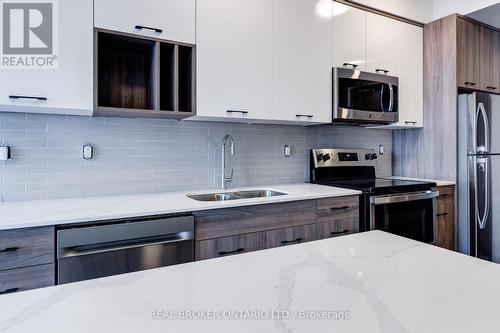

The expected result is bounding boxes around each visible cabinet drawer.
[316,218,359,239]
[265,224,316,248]
[0,264,55,295]
[317,196,359,223]
[436,186,455,203]
[0,227,55,271]
[195,232,266,261]
[195,200,316,240]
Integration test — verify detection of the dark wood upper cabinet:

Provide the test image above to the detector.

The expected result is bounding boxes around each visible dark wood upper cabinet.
[479,27,500,93]
[456,17,500,94]
[456,18,481,89]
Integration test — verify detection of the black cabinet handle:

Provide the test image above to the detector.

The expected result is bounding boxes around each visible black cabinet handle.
[0,288,18,295]
[218,248,244,256]
[331,230,349,236]
[464,81,477,86]
[9,95,47,101]
[330,206,350,211]
[436,213,449,217]
[405,121,418,124]
[227,110,249,114]
[135,25,162,33]
[281,237,303,245]
[296,114,314,118]
[487,86,498,90]
[375,69,390,74]
[0,247,19,253]
[343,63,358,69]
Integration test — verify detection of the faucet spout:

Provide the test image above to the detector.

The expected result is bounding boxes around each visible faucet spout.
[221,135,235,190]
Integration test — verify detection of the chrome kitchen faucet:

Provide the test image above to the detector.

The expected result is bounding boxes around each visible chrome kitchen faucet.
[221,134,235,190]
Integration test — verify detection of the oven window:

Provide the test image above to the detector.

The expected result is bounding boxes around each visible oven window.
[338,78,398,113]
[373,199,434,243]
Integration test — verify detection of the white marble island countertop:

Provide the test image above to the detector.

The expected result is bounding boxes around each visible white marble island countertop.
[0,183,360,230]
[1,231,500,333]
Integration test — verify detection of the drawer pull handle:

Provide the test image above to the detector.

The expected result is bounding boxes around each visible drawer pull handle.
[464,81,477,86]
[134,25,162,33]
[296,114,314,118]
[436,213,449,217]
[330,206,350,211]
[0,288,18,295]
[227,110,249,115]
[0,247,19,253]
[218,248,244,256]
[440,193,449,197]
[343,63,358,69]
[331,230,349,236]
[281,237,303,245]
[487,86,498,90]
[9,95,47,101]
[375,69,390,74]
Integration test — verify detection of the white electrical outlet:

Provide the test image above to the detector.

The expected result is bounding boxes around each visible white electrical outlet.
[83,144,94,160]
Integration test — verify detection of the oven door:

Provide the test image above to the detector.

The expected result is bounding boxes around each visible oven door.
[369,191,439,244]
[334,67,399,124]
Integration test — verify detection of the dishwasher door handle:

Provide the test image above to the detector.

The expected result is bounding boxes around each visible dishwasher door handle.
[370,191,440,205]
[58,231,193,259]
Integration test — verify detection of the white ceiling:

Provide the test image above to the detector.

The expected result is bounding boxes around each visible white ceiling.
[467,2,500,28]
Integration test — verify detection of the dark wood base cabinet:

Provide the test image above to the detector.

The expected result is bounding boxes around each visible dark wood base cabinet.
[0,226,55,295]
[435,185,456,251]
[195,196,360,261]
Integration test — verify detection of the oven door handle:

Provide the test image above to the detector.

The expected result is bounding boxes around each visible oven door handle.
[58,231,193,259]
[370,191,440,205]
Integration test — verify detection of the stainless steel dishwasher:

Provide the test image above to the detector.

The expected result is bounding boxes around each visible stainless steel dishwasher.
[56,215,194,284]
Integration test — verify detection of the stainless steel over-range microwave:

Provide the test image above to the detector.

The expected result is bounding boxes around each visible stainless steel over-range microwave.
[332,67,399,124]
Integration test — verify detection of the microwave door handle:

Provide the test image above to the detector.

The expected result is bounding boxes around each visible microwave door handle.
[388,84,394,112]
[380,85,386,112]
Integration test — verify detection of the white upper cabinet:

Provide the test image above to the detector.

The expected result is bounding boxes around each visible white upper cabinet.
[0,0,93,116]
[94,0,195,44]
[377,22,423,129]
[272,0,332,124]
[332,4,367,71]
[366,13,399,75]
[194,0,273,122]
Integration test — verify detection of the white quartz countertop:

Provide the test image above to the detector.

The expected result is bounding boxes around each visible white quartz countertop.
[1,231,500,333]
[382,176,455,187]
[0,183,360,230]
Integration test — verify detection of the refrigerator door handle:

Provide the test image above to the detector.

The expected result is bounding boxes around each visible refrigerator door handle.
[477,102,490,153]
[476,156,489,230]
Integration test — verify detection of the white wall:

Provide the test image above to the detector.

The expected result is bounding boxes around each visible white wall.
[349,0,434,22]
[433,0,500,19]
[349,0,500,22]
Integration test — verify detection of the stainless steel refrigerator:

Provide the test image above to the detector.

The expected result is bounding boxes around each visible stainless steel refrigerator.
[458,92,500,262]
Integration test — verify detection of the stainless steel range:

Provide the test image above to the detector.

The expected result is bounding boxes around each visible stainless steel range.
[310,148,439,243]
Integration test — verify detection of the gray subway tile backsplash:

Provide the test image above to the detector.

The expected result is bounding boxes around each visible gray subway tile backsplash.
[0,113,392,202]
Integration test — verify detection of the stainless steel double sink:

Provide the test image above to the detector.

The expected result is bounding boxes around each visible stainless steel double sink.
[187,190,287,202]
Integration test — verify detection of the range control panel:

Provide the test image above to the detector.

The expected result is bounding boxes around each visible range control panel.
[311,148,378,168]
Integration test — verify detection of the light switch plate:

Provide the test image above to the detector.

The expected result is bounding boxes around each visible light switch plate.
[0,146,11,161]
